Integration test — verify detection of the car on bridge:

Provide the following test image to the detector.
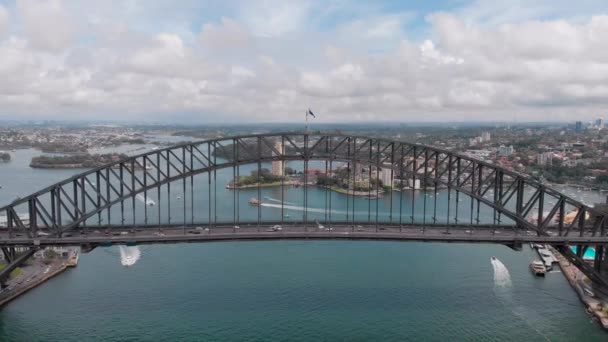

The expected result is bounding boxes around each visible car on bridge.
[268,225,282,232]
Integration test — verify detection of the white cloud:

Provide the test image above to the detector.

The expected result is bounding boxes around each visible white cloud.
[200,18,252,51]
[0,1,607,122]
[0,5,8,37]
[17,0,74,51]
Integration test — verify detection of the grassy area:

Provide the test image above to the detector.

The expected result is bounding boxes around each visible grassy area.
[328,186,351,195]
[0,264,23,279]
[10,267,22,278]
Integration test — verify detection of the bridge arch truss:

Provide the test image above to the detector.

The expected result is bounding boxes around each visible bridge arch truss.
[1,133,607,285]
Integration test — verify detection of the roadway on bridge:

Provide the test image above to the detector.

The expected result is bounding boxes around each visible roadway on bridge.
[0,224,604,247]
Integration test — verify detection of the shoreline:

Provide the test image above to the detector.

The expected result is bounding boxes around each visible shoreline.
[0,263,68,308]
[549,246,608,329]
[325,186,384,197]
[226,181,295,189]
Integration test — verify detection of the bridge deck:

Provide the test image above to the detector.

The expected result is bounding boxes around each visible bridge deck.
[1,225,605,247]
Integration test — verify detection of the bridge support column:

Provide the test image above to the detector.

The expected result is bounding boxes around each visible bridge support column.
[0,247,37,288]
[596,246,608,283]
[1,247,16,263]
[556,245,608,289]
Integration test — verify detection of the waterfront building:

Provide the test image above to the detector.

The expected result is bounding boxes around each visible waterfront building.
[408,178,421,189]
[271,142,285,177]
[379,168,393,188]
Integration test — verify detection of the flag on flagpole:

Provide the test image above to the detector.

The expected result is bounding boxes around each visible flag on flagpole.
[307,109,316,118]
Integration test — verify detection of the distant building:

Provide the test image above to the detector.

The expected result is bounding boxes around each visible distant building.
[595,118,604,129]
[498,145,514,157]
[379,168,393,188]
[575,121,583,133]
[271,142,285,177]
[481,132,491,142]
[408,179,421,189]
[469,136,483,146]
[537,152,553,166]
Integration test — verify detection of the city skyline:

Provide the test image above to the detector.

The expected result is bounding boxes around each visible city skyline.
[0,0,607,123]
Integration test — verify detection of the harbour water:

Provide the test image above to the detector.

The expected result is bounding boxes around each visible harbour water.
[0,146,607,340]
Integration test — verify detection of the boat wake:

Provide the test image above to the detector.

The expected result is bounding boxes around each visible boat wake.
[490,257,512,287]
[491,257,551,342]
[119,246,141,267]
[136,194,155,206]
[263,197,296,205]
[260,203,347,215]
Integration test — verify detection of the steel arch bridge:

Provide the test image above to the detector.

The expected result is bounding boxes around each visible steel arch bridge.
[1,132,608,286]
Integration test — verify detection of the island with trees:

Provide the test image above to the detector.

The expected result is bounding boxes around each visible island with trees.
[226,168,288,189]
[30,153,128,169]
[316,167,385,197]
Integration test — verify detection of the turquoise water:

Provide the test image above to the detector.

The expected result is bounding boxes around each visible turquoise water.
[571,246,597,260]
[0,147,607,340]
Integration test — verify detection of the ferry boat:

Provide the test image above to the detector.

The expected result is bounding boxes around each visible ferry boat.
[248,198,261,205]
[530,260,547,277]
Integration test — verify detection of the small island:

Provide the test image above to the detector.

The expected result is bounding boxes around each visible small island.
[226,164,388,199]
[226,168,288,189]
[316,167,386,197]
[30,153,128,169]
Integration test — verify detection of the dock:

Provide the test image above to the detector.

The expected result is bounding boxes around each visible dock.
[531,243,558,270]
[66,249,80,267]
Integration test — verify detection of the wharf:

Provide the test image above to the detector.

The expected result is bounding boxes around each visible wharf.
[531,244,558,270]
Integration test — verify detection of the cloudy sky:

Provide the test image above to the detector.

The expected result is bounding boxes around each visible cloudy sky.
[0,0,607,123]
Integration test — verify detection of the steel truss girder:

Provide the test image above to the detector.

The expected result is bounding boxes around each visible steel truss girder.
[1,132,607,284]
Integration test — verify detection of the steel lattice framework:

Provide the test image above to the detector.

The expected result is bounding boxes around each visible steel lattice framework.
[1,133,607,285]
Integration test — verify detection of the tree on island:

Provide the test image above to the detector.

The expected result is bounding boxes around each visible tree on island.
[234,168,282,186]
[0,152,10,162]
[285,166,296,175]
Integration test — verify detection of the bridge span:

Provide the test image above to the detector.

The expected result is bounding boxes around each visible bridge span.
[0,132,607,287]
[1,224,606,247]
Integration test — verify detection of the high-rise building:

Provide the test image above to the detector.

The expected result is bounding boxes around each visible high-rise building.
[271,142,285,177]
[595,118,604,129]
[481,132,491,142]
[575,121,583,133]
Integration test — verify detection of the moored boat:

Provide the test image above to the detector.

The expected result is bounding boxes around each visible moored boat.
[530,260,546,277]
